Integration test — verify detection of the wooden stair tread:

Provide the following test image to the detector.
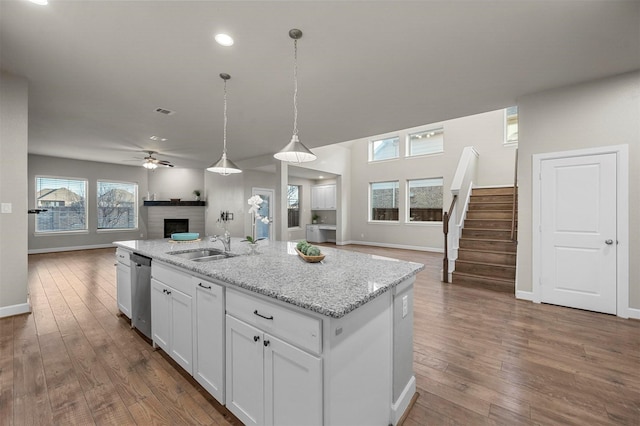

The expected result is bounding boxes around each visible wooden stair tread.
[455,259,515,269]
[457,248,516,256]
[452,271,514,284]
[459,237,517,243]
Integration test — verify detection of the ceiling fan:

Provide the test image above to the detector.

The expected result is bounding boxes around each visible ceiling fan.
[141,151,174,169]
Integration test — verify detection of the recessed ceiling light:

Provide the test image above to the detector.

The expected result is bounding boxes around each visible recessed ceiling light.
[149,136,167,142]
[215,33,234,47]
[319,176,324,179]
[28,0,48,4]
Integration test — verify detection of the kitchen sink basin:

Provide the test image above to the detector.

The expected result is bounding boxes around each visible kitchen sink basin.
[167,248,237,261]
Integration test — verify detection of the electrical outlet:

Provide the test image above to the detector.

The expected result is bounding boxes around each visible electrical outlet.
[402,295,408,318]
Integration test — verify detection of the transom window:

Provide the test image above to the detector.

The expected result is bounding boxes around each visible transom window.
[370,181,399,221]
[36,176,88,233]
[407,127,444,157]
[97,181,138,230]
[407,178,443,222]
[287,185,300,228]
[369,137,399,162]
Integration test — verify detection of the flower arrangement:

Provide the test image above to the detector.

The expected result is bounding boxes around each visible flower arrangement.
[244,195,271,244]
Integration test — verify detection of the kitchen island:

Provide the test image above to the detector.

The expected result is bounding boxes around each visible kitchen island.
[114,238,424,426]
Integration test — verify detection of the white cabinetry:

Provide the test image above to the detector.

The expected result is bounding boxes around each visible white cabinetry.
[115,248,132,318]
[311,184,336,210]
[225,290,322,426]
[193,277,225,404]
[151,263,193,374]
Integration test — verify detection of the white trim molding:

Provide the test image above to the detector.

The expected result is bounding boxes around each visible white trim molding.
[627,307,640,320]
[0,301,31,318]
[28,243,115,254]
[344,240,443,253]
[516,290,534,301]
[532,144,629,318]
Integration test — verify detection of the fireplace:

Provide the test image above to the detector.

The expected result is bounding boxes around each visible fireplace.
[164,219,189,237]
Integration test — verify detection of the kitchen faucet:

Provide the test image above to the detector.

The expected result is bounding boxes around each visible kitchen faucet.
[210,230,231,252]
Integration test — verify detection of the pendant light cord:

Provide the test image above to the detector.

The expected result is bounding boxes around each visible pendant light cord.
[293,38,299,137]
[223,78,228,155]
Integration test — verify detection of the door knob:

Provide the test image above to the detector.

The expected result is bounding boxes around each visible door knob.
[605,239,614,245]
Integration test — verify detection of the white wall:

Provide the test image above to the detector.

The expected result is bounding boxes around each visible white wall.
[28,155,149,252]
[347,109,516,251]
[148,167,204,201]
[0,71,29,316]
[517,71,640,309]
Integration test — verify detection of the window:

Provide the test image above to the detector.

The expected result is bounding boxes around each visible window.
[36,176,87,233]
[407,178,443,222]
[370,181,399,221]
[97,181,138,230]
[505,106,518,144]
[407,127,444,157]
[369,136,399,162]
[287,185,300,228]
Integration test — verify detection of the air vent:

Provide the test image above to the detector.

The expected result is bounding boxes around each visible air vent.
[154,107,175,115]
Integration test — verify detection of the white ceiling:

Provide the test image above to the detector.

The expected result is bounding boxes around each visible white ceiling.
[1,1,638,171]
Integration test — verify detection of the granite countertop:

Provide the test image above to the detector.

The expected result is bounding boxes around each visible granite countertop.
[114,238,424,319]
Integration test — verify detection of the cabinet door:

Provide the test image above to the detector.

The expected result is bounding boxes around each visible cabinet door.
[226,315,264,426]
[311,186,321,210]
[169,287,193,374]
[151,279,170,351]
[264,334,322,426]
[325,184,336,209]
[116,262,131,318]
[194,279,224,403]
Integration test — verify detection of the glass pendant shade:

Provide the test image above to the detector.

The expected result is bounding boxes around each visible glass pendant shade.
[273,135,316,162]
[207,153,242,175]
[143,161,158,170]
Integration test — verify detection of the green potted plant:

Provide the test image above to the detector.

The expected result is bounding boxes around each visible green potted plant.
[193,189,201,201]
[312,213,320,224]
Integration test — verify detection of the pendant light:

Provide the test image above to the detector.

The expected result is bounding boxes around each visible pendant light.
[207,73,242,175]
[274,29,317,163]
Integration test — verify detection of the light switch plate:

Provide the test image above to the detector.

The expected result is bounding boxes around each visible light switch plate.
[1,203,12,214]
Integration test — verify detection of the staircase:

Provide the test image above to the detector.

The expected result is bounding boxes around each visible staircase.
[452,187,517,292]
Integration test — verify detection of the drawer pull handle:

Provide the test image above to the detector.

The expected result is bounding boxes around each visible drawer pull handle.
[254,310,274,320]
[198,283,212,290]
[253,335,260,342]
[264,340,270,347]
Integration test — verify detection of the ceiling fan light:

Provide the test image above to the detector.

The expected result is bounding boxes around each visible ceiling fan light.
[274,134,316,163]
[143,161,158,170]
[207,153,242,176]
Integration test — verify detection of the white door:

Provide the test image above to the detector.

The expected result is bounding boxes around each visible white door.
[169,287,193,374]
[540,153,617,314]
[253,188,274,240]
[151,279,170,350]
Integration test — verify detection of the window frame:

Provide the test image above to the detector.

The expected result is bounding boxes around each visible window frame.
[368,136,400,163]
[504,106,518,146]
[369,180,400,223]
[35,175,89,234]
[406,177,444,224]
[406,127,444,158]
[96,179,139,232]
[287,184,301,229]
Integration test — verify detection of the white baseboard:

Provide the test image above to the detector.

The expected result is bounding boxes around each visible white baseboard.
[339,240,443,253]
[627,307,640,320]
[391,375,416,425]
[28,243,115,254]
[0,301,31,318]
[516,290,534,301]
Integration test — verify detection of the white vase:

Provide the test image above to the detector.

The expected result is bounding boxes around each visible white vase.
[247,243,259,255]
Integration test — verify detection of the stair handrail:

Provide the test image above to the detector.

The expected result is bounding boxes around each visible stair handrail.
[443,146,479,283]
[510,148,518,241]
[442,195,458,283]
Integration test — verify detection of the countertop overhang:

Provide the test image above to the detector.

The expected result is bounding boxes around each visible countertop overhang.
[114,238,424,318]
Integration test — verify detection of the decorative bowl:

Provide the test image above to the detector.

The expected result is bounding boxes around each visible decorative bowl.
[296,248,325,263]
[170,232,199,241]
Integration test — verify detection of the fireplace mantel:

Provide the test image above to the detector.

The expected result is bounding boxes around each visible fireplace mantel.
[144,201,206,207]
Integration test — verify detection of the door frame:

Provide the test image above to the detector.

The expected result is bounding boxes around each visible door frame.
[532,144,629,317]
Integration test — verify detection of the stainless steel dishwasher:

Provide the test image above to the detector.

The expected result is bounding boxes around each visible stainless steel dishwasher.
[130,252,152,340]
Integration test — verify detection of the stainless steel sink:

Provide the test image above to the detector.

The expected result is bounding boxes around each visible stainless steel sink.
[168,248,237,262]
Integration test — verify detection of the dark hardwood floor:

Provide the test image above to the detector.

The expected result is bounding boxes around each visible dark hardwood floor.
[1,246,638,425]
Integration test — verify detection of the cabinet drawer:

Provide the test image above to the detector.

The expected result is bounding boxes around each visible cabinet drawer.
[152,261,192,296]
[115,248,130,265]
[227,289,322,355]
